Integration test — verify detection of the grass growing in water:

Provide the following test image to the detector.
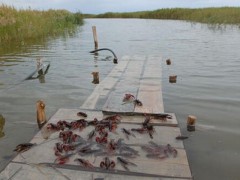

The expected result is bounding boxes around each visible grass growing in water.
[91,7,240,25]
[0,4,83,44]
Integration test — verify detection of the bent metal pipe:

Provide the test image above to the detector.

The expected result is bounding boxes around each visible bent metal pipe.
[90,48,118,64]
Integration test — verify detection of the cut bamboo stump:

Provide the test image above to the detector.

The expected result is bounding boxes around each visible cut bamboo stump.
[169,75,177,83]
[36,100,47,129]
[187,115,197,131]
[92,71,99,84]
[166,59,171,65]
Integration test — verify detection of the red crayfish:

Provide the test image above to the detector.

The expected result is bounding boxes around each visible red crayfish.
[100,157,115,170]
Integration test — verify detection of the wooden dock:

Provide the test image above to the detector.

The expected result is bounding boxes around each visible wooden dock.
[0,55,193,180]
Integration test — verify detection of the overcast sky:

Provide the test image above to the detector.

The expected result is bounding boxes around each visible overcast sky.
[1,0,240,14]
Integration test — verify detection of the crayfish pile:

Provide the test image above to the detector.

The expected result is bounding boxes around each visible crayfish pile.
[43,110,177,171]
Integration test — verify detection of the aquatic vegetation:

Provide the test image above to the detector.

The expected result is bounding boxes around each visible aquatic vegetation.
[0,4,83,45]
[90,7,240,25]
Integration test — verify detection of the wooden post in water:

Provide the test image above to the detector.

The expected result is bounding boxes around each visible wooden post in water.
[91,72,99,84]
[36,100,47,129]
[187,115,196,131]
[166,59,171,65]
[92,26,98,49]
[169,75,177,83]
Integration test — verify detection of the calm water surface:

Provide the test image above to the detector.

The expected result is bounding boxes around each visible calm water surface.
[0,19,240,180]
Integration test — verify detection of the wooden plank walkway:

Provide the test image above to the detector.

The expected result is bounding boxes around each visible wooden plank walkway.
[81,55,164,114]
[0,55,192,180]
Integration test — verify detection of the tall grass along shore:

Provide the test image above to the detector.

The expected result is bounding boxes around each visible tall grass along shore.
[0,4,83,44]
[90,7,240,25]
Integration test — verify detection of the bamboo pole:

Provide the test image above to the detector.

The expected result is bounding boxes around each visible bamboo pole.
[92,26,98,49]
[36,100,47,129]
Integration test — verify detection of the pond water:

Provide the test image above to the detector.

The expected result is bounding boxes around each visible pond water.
[0,19,240,180]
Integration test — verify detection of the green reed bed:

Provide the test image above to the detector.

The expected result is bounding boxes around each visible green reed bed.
[92,7,240,25]
[0,4,83,44]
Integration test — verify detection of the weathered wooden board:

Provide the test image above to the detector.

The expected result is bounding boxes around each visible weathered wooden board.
[0,162,191,180]
[102,113,178,127]
[134,55,163,113]
[10,143,190,179]
[81,59,129,109]
[102,80,139,113]
[46,108,103,123]
[134,90,164,113]
[121,60,144,78]
[102,56,146,113]
[102,55,165,114]
[102,91,135,113]
[142,56,162,78]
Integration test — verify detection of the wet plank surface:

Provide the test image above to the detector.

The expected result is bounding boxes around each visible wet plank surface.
[102,56,145,113]
[2,162,191,180]
[102,55,165,114]
[103,56,164,114]
[81,55,164,113]
[81,58,130,110]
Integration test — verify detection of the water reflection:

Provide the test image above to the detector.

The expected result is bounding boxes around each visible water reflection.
[90,48,120,84]
[93,52,98,67]
[90,50,117,84]
[90,48,118,64]
[93,52,112,63]
[196,22,240,32]
[0,27,80,56]
[0,38,48,56]
[91,50,100,84]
